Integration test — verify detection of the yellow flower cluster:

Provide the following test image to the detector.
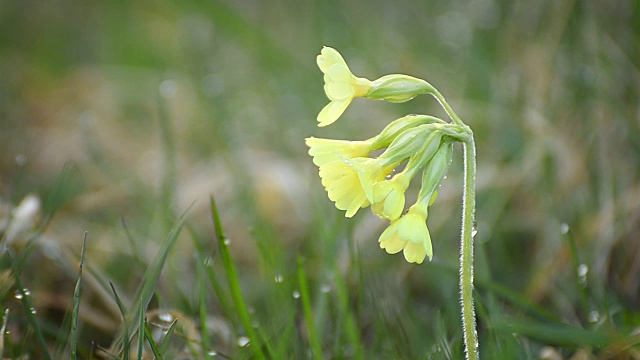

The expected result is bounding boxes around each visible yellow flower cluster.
[307,47,462,264]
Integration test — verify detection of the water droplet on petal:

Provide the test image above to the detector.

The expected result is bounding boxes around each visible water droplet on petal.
[293,290,301,299]
[237,336,250,347]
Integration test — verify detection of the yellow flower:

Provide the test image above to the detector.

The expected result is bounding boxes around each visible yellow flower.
[318,158,390,218]
[378,203,432,264]
[316,46,373,127]
[370,173,410,221]
[305,137,372,166]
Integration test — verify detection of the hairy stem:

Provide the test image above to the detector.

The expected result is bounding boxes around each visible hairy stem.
[461,136,478,360]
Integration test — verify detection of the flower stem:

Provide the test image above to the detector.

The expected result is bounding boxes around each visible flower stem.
[427,88,478,359]
[461,135,478,360]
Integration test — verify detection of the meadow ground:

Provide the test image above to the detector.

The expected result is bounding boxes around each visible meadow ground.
[0,1,639,358]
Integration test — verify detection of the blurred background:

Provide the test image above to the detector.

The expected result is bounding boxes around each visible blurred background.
[1,0,639,358]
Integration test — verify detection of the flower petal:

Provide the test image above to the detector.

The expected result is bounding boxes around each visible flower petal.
[317,46,348,73]
[379,227,405,254]
[326,82,355,101]
[403,241,427,264]
[327,63,353,82]
[318,100,351,127]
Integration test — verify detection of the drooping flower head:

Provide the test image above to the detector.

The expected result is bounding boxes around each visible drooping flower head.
[377,141,454,263]
[379,202,432,264]
[316,47,373,127]
[370,129,443,220]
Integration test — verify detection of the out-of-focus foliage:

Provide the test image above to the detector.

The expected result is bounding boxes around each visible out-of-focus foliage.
[0,0,639,358]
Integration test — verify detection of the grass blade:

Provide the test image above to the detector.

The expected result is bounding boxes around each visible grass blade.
[0,309,9,357]
[143,318,163,360]
[210,196,265,360]
[158,318,178,354]
[196,258,212,357]
[297,256,323,360]
[137,299,145,360]
[109,208,189,355]
[8,251,51,360]
[109,282,130,360]
[70,231,88,359]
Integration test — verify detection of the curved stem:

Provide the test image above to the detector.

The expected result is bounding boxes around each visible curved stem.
[428,86,465,127]
[461,136,478,360]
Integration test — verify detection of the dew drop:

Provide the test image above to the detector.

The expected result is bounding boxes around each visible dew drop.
[15,288,30,300]
[207,350,218,357]
[274,274,284,283]
[320,284,331,293]
[15,154,27,166]
[223,238,231,245]
[159,79,178,98]
[588,310,600,323]
[385,175,392,180]
[560,223,570,235]
[577,264,588,277]
[237,336,250,347]
[30,307,37,314]
[158,313,174,322]
[292,290,301,299]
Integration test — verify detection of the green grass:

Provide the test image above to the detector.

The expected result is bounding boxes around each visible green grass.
[1,0,640,358]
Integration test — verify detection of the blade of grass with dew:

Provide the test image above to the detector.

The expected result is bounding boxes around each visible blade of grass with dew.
[158,319,178,354]
[187,225,233,321]
[70,231,88,359]
[564,225,591,326]
[137,298,145,360]
[8,251,51,360]
[109,208,189,354]
[196,257,212,357]
[297,256,323,359]
[143,318,163,360]
[109,282,130,360]
[210,196,266,360]
[0,309,9,357]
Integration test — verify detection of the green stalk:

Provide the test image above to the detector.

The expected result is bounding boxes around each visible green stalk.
[460,136,478,360]
[430,91,478,360]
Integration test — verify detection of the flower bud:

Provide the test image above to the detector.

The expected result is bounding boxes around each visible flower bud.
[370,114,445,150]
[367,74,434,103]
[378,124,436,167]
[418,142,453,205]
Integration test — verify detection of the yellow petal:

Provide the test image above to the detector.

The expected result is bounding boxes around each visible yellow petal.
[403,241,427,264]
[327,63,353,82]
[318,100,351,127]
[326,82,355,101]
[379,227,405,254]
[317,46,348,73]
